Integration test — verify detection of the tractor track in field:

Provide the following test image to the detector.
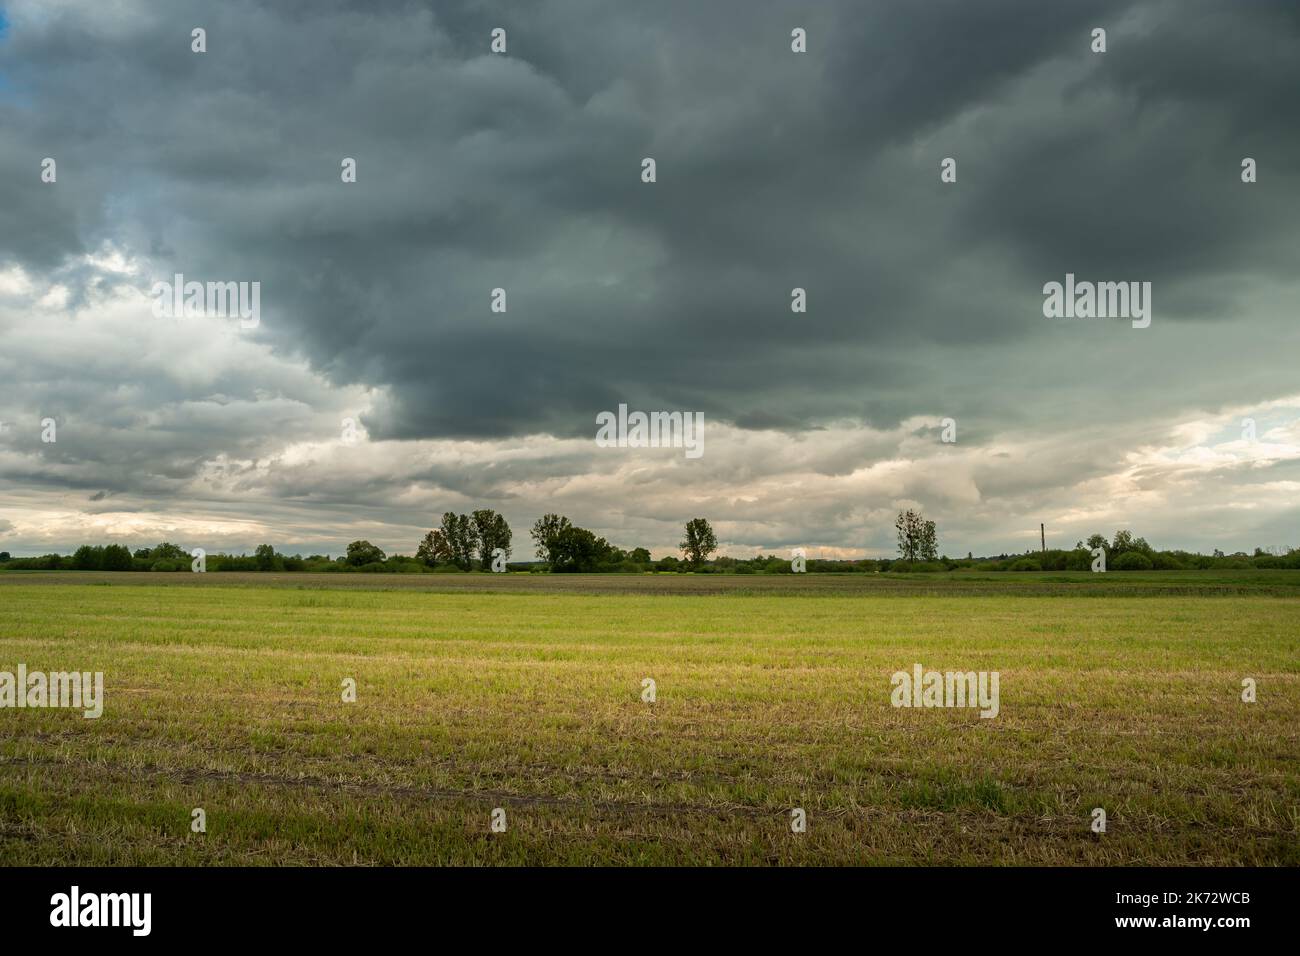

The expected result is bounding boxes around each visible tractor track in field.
[3,570,1298,597]
[0,754,793,820]
[0,753,1063,825]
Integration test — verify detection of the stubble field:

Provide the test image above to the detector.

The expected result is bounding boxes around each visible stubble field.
[1,572,1296,865]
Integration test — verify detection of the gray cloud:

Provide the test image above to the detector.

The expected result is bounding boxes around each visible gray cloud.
[0,0,1298,555]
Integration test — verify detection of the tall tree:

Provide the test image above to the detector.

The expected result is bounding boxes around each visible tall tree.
[919,519,938,562]
[680,518,718,569]
[416,529,452,567]
[549,525,613,572]
[895,510,914,561]
[530,513,571,564]
[438,512,476,570]
[472,509,512,570]
[895,509,936,562]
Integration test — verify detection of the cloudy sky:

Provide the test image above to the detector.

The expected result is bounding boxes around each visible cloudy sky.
[1,0,1298,560]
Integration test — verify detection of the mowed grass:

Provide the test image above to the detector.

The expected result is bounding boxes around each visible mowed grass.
[0,578,1297,865]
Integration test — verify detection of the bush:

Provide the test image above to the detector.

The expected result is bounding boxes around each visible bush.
[887,561,946,573]
[1008,558,1042,571]
[1064,549,1093,571]
[101,544,134,571]
[382,559,426,573]
[213,555,257,572]
[345,540,387,567]
[72,545,104,570]
[1112,551,1153,571]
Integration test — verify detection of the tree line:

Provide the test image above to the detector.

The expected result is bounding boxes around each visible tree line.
[3,510,1299,572]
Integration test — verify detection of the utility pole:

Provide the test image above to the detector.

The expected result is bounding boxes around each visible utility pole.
[1040,523,1046,553]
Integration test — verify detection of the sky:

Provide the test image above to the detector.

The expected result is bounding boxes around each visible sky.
[1,0,1298,560]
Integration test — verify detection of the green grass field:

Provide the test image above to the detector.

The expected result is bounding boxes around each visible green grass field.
[1,572,1297,865]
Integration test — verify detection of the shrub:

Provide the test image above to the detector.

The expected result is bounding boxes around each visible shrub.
[887,561,946,573]
[72,545,104,570]
[214,555,257,572]
[1064,549,1093,571]
[101,544,134,571]
[1113,551,1154,571]
[1008,558,1041,571]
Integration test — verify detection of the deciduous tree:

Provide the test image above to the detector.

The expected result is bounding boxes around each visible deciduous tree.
[680,518,718,569]
[416,529,452,567]
[439,512,476,570]
[530,513,571,565]
[472,509,512,571]
[345,540,386,567]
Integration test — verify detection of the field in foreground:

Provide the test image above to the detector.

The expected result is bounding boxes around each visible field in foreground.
[1,575,1297,865]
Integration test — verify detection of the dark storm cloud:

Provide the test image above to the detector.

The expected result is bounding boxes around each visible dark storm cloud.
[1,0,1298,556]
[3,0,1295,448]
